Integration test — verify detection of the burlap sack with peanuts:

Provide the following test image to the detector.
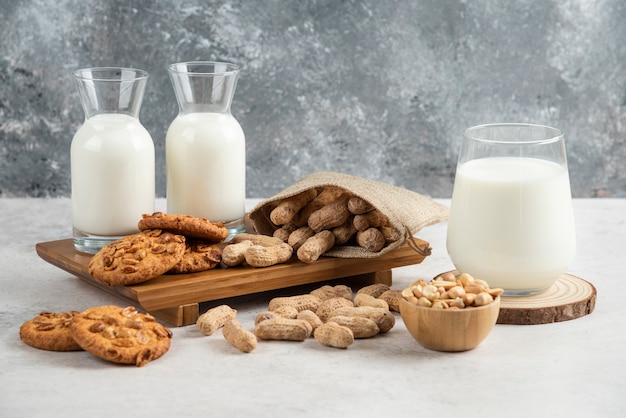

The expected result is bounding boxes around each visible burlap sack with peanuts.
[249,171,449,258]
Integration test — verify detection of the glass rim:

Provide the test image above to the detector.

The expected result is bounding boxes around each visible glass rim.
[167,61,240,76]
[73,67,149,81]
[464,123,563,145]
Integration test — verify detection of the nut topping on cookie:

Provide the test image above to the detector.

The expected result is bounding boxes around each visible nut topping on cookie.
[70,305,172,367]
[88,230,186,286]
[138,212,229,243]
[19,311,83,352]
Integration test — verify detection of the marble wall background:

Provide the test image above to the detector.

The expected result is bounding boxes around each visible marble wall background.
[1,0,625,199]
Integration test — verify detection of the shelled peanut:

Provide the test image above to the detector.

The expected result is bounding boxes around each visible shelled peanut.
[400,272,503,309]
[267,187,400,263]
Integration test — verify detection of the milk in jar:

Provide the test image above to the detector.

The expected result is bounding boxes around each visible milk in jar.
[71,114,155,237]
[165,112,245,223]
[71,67,155,254]
[446,156,576,292]
[166,61,246,236]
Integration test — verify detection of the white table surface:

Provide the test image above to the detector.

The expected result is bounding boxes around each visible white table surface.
[1,198,624,417]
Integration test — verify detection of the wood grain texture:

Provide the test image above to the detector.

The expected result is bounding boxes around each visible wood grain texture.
[497,273,597,325]
[36,238,429,326]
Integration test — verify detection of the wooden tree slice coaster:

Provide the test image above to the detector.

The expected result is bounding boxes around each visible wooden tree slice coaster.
[497,273,597,325]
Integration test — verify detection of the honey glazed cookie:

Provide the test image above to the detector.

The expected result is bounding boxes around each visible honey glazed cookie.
[69,305,172,367]
[168,241,223,274]
[138,212,229,243]
[88,229,186,286]
[19,311,83,352]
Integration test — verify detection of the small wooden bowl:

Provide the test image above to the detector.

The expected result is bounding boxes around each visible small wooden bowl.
[399,296,500,352]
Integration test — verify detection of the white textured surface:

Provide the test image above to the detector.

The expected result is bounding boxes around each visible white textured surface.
[1,198,624,417]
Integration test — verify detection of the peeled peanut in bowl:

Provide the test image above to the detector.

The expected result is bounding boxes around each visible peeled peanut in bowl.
[399,273,501,352]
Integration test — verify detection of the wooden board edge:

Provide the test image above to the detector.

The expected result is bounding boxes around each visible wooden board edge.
[497,278,597,325]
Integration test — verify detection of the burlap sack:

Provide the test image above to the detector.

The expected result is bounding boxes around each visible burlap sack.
[249,171,449,258]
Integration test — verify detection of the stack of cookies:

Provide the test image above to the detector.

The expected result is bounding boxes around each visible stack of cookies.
[88,212,229,287]
[19,305,172,367]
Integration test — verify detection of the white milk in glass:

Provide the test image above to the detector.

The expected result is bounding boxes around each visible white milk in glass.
[71,113,155,236]
[166,112,246,223]
[446,157,576,291]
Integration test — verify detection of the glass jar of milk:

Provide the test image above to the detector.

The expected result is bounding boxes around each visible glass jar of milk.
[166,62,246,237]
[446,124,576,296]
[71,67,155,254]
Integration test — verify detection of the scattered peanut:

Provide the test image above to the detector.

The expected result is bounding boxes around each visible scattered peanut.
[196,305,237,336]
[268,294,323,313]
[354,293,389,310]
[297,310,323,333]
[224,233,294,268]
[221,240,254,267]
[378,289,402,312]
[357,283,390,298]
[315,297,355,322]
[230,233,284,247]
[254,317,312,341]
[222,319,257,353]
[327,315,379,339]
[239,281,401,351]
[401,272,502,309]
[271,305,299,319]
[255,311,279,325]
[314,322,354,349]
[310,284,353,301]
[330,306,395,333]
[244,243,293,267]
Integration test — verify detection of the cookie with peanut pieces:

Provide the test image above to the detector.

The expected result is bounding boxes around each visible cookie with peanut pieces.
[69,305,172,367]
[138,212,229,243]
[168,240,222,274]
[88,229,186,286]
[19,311,83,352]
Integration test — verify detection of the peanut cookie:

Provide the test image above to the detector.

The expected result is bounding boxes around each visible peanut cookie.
[168,241,222,274]
[69,305,172,367]
[138,212,229,243]
[19,311,83,352]
[88,229,186,286]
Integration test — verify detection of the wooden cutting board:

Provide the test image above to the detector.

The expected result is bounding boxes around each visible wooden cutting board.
[36,238,430,327]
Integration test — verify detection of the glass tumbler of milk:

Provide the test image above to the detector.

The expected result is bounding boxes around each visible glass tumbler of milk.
[446,123,576,296]
[166,61,246,237]
[71,67,155,254]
